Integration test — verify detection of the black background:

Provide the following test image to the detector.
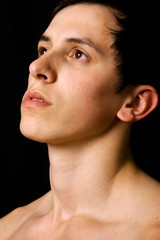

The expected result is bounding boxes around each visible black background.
[1,1,160,218]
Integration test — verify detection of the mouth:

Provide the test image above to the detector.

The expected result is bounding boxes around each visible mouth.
[31,98,44,103]
[22,90,52,109]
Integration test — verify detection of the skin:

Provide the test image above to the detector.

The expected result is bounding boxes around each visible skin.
[0,3,160,240]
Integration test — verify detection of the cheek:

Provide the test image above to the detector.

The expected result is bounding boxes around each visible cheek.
[63,64,116,105]
[60,70,118,127]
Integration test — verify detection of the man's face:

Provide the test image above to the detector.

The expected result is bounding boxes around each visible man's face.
[20,3,124,144]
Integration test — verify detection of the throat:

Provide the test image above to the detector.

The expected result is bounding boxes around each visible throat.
[47,138,134,221]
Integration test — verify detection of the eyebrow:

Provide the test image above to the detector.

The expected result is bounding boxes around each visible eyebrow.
[39,35,51,42]
[38,35,104,55]
[65,37,103,55]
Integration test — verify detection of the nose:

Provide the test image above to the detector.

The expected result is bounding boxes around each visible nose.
[29,55,57,83]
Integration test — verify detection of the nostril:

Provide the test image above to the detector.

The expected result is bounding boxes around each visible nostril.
[37,74,47,80]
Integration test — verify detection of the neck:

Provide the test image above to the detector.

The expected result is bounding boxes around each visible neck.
[47,122,135,221]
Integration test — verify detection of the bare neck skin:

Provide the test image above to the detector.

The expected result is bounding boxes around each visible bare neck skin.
[48,122,137,222]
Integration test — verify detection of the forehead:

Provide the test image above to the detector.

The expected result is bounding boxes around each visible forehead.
[43,4,118,47]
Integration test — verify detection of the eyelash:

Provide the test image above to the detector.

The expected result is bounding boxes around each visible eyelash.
[38,47,89,61]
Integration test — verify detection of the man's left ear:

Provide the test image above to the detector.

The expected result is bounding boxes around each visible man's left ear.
[117,85,159,122]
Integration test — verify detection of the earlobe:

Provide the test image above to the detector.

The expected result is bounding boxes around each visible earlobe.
[117,85,159,122]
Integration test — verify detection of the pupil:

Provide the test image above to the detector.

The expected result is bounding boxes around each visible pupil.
[76,50,82,58]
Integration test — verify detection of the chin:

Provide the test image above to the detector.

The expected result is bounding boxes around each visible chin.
[20,115,47,143]
[20,107,55,143]
[20,116,64,144]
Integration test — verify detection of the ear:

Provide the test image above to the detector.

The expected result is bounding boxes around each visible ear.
[117,85,159,122]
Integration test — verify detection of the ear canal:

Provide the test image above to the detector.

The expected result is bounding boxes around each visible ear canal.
[117,104,135,122]
[117,94,136,122]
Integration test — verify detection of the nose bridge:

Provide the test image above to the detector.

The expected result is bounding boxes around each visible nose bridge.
[29,53,57,83]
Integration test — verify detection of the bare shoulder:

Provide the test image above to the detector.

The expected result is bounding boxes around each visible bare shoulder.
[140,172,160,206]
[0,206,29,239]
[136,172,160,238]
[0,191,52,239]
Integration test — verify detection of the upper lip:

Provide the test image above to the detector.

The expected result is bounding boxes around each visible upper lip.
[23,90,52,105]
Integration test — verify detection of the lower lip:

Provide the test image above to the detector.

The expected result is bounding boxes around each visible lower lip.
[22,98,51,109]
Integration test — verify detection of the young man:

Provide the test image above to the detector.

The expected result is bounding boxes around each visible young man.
[1,0,160,239]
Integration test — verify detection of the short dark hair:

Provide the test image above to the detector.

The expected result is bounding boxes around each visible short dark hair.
[51,0,159,92]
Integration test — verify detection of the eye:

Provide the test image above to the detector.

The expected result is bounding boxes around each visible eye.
[38,47,48,57]
[71,49,88,60]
